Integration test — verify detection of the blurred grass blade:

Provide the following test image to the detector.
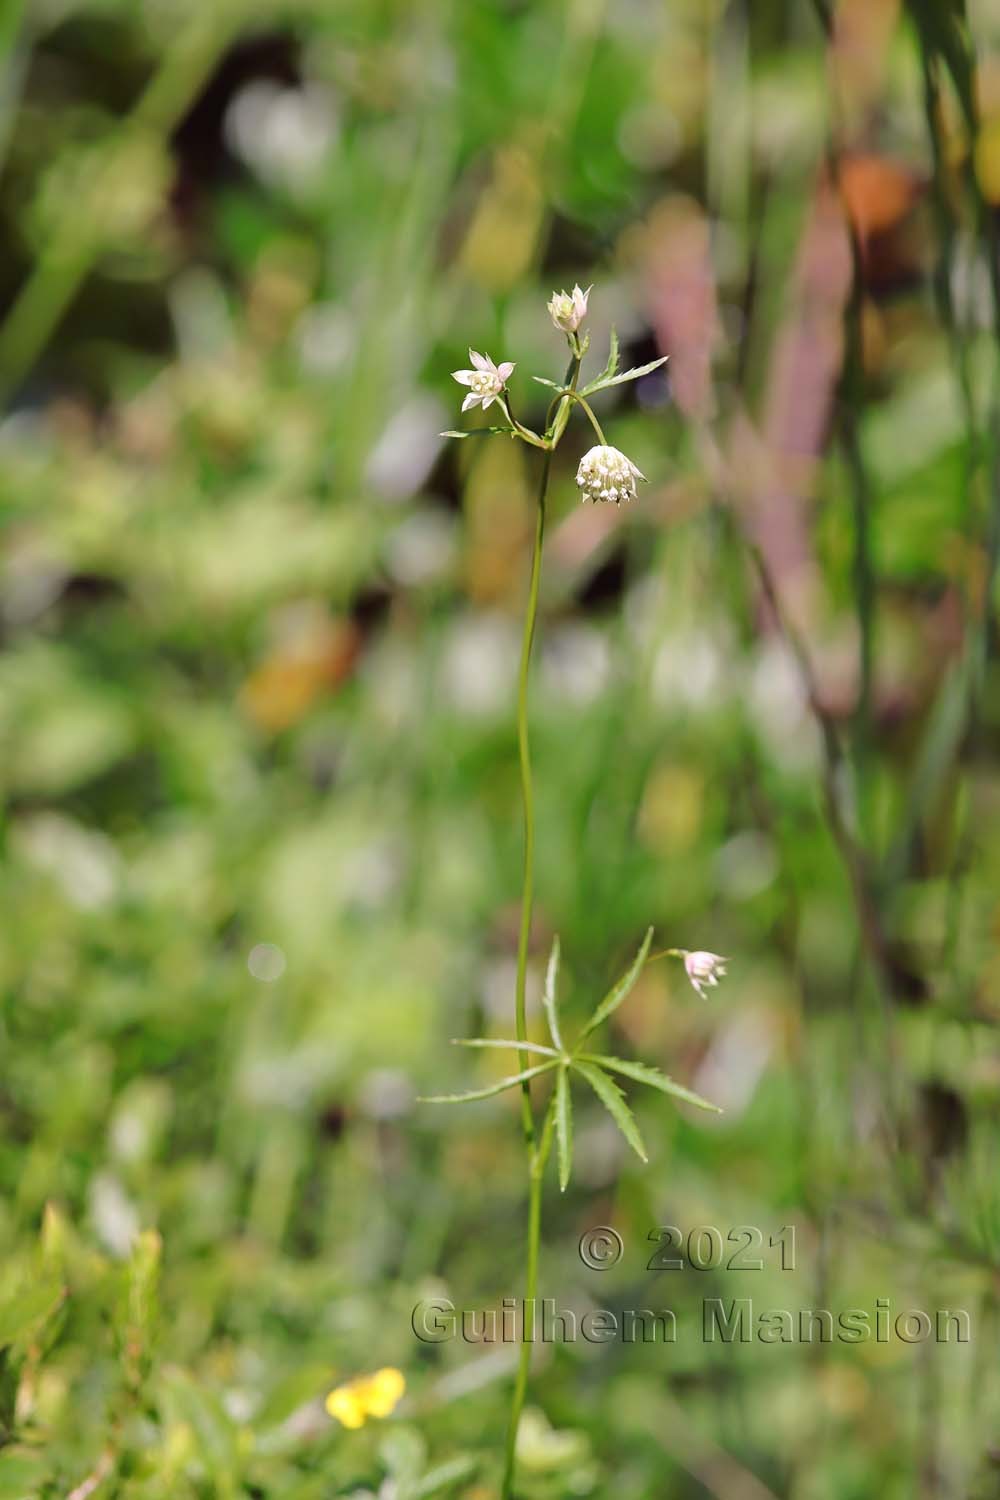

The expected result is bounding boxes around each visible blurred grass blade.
[555,1064,573,1191]
[161,1368,241,1490]
[575,1060,647,1163]
[419,1060,557,1104]
[581,1054,722,1113]
[580,927,653,1041]
[542,935,563,1050]
[119,1228,161,1392]
[0,1280,64,1347]
[415,1454,479,1496]
[885,657,969,882]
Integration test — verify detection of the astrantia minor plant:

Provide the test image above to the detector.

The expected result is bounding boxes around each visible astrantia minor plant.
[423,287,727,1499]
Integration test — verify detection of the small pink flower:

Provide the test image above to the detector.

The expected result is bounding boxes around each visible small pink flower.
[683,951,727,999]
[452,349,515,412]
[548,283,591,334]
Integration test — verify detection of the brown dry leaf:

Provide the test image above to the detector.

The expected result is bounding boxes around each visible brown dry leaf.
[837,153,918,241]
[241,603,359,733]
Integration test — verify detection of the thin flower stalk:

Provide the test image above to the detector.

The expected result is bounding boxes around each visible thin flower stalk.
[430,288,715,1500]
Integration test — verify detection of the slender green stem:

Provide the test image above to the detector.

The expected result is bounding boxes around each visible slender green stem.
[498,395,548,450]
[0,12,231,405]
[545,351,584,446]
[512,453,551,1152]
[511,347,579,1125]
[551,388,607,445]
[502,342,580,1500]
[503,501,548,1495]
[502,1125,553,1498]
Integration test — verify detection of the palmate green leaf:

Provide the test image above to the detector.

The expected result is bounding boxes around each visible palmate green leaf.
[452,1038,560,1057]
[579,927,653,1041]
[542,935,563,1050]
[581,353,668,398]
[419,1059,557,1104]
[574,1060,647,1163]
[555,1064,573,1192]
[580,1053,722,1114]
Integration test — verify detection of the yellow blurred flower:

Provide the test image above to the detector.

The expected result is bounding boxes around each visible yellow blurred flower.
[325,1367,405,1429]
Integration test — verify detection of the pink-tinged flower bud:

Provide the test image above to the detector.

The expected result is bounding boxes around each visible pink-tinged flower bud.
[548,283,591,334]
[575,445,645,505]
[451,349,515,412]
[683,951,728,999]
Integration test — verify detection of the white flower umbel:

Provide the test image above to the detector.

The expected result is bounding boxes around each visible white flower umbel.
[683,951,728,999]
[452,349,515,412]
[575,445,645,505]
[548,283,591,334]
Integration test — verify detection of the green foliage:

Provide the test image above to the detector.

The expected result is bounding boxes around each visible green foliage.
[541,936,563,1051]
[419,1062,558,1105]
[573,1061,648,1165]
[578,927,654,1041]
[554,1065,573,1192]
[578,1054,722,1114]
[579,341,668,398]
[427,931,718,1186]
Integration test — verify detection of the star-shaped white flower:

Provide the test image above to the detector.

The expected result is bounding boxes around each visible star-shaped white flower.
[452,350,515,412]
[548,283,591,334]
[683,951,728,999]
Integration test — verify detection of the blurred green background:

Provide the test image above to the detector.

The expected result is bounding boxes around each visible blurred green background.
[2,0,1000,1495]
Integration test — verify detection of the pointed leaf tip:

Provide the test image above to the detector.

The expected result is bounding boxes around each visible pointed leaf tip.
[555,1064,573,1192]
[581,1053,722,1114]
[542,935,563,1051]
[580,327,620,394]
[575,1060,648,1163]
[418,1059,557,1105]
[580,927,654,1041]
[581,353,669,398]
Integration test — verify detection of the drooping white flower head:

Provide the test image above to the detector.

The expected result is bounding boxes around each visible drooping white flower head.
[452,349,515,412]
[548,283,591,334]
[683,951,728,999]
[575,445,645,505]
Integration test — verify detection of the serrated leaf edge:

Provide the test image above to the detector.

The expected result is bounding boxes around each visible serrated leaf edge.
[574,1059,648,1163]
